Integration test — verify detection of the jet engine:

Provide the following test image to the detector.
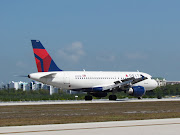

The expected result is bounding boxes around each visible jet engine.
[128,86,146,97]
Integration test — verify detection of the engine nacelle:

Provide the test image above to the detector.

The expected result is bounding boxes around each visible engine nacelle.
[128,86,146,97]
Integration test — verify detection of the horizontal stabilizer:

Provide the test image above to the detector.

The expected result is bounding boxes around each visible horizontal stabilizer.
[39,73,57,79]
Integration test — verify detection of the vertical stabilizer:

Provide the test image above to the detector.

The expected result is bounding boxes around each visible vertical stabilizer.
[31,40,62,72]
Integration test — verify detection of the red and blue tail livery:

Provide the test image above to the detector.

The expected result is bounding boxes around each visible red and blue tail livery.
[31,40,62,72]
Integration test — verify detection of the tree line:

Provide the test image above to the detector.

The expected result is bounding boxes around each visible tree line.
[144,84,180,98]
[0,84,180,101]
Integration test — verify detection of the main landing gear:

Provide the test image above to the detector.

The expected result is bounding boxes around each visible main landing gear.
[85,94,117,101]
[109,95,117,100]
[85,95,92,101]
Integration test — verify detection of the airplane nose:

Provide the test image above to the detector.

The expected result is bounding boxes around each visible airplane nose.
[152,79,158,89]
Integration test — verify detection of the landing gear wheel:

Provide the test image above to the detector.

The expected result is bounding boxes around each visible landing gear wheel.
[138,97,142,100]
[109,95,117,100]
[85,95,92,101]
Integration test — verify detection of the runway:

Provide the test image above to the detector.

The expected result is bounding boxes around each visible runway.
[0,118,179,135]
[0,98,180,106]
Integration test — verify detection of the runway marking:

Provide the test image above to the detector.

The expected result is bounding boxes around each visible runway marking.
[0,123,179,134]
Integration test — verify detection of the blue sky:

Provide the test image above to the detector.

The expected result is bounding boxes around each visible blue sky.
[0,0,180,83]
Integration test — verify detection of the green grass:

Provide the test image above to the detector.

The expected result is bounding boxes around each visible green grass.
[0,101,180,126]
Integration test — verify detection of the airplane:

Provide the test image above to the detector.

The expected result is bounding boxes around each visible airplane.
[28,40,158,100]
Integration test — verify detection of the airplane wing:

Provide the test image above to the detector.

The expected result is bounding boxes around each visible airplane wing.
[100,75,148,91]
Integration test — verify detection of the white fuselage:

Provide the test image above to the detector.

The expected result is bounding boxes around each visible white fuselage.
[29,71,158,91]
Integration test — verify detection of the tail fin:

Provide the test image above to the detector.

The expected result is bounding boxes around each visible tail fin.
[31,40,62,72]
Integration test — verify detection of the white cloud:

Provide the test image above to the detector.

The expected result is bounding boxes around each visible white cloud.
[57,42,85,62]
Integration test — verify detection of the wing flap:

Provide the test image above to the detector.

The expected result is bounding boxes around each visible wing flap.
[102,75,148,91]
